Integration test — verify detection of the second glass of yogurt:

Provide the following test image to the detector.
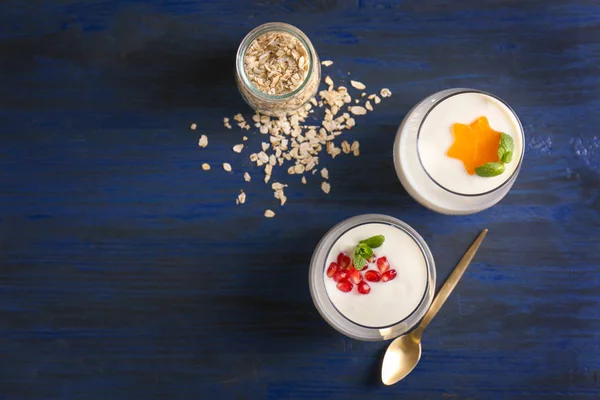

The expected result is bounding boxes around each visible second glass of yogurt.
[309,214,436,341]
[394,88,525,215]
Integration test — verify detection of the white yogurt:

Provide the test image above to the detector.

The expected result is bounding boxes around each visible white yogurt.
[323,222,428,328]
[418,91,523,195]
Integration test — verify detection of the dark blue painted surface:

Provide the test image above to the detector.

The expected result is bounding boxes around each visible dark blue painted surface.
[1,1,599,399]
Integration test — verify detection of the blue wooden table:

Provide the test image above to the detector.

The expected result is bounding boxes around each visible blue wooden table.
[1,1,599,399]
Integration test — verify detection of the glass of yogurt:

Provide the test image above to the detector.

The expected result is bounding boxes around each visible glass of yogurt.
[394,88,525,215]
[309,214,436,341]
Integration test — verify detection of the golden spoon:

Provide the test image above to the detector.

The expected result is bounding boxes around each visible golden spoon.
[381,229,488,385]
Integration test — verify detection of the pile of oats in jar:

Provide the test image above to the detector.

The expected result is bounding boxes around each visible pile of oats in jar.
[195,58,392,218]
[244,31,309,96]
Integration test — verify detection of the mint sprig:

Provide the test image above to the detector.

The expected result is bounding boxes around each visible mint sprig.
[477,133,514,178]
[353,235,385,270]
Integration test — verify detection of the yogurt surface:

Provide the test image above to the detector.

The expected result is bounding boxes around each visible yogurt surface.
[323,222,428,328]
[417,91,523,195]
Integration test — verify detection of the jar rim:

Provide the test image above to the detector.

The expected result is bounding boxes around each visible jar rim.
[236,22,315,101]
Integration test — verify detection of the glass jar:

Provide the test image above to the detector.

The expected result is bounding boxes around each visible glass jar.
[235,22,321,116]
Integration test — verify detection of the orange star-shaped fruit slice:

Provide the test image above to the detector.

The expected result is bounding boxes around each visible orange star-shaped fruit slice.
[447,116,501,175]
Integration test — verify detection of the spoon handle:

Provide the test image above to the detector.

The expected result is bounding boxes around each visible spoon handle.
[413,229,488,339]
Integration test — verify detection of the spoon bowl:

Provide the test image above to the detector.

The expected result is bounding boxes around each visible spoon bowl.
[381,229,488,385]
[381,332,421,385]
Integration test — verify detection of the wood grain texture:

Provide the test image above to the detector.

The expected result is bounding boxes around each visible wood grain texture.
[1,0,599,399]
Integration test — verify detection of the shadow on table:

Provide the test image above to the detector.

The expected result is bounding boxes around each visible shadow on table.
[115,38,248,111]
[234,227,340,350]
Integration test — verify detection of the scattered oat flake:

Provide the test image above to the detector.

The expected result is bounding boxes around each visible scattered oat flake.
[225,122,232,129]
[190,123,197,130]
[238,191,246,204]
[243,136,248,141]
[380,88,392,98]
[365,101,373,111]
[262,142,270,152]
[350,80,366,90]
[321,168,329,180]
[350,106,367,115]
[223,163,232,172]
[374,95,381,104]
[234,113,245,122]
[264,209,275,218]
[233,144,244,153]
[341,141,351,154]
[321,181,331,194]
[301,176,307,184]
[352,141,360,156]
[325,76,334,86]
[272,182,287,190]
[244,172,251,182]
[258,152,269,163]
[202,163,210,171]
[198,135,208,148]
[321,60,334,67]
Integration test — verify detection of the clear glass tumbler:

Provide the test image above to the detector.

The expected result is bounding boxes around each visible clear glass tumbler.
[393,88,525,215]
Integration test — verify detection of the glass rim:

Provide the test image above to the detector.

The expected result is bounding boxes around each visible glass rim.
[323,221,431,330]
[236,22,314,101]
[416,89,525,197]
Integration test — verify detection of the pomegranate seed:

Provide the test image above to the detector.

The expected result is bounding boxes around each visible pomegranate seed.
[381,269,397,282]
[336,280,353,293]
[333,270,348,283]
[348,268,362,285]
[377,256,390,273]
[364,270,381,282]
[326,262,339,278]
[337,253,351,269]
[357,281,371,295]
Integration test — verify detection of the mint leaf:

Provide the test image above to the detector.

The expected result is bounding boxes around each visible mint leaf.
[353,243,372,270]
[498,133,514,164]
[355,243,373,259]
[359,234,385,249]
[353,254,367,270]
[475,162,506,177]
[497,144,506,161]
